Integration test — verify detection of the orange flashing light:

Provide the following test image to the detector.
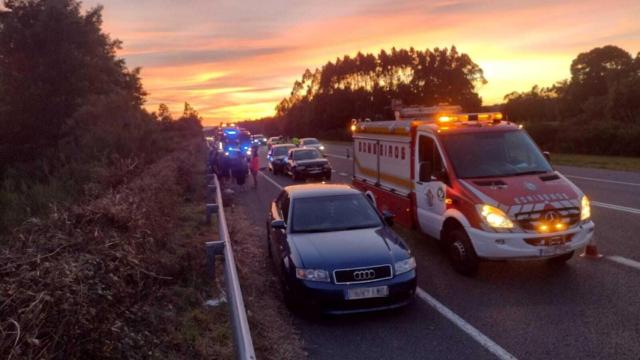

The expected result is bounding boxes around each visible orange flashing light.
[350,124,357,132]
[555,223,567,231]
[438,115,454,123]
[445,198,453,205]
[538,224,550,233]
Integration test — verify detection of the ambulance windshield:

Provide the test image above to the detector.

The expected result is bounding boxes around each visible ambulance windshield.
[440,130,552,179]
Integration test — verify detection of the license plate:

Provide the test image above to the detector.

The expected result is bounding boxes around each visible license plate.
[346,286,389,300]
[540,244,571,256]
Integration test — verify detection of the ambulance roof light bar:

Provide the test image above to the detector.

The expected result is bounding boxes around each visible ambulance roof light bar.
[437,112,504,125]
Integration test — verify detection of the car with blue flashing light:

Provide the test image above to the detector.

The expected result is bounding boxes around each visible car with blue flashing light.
[268,143,296,175]
[212,127,252,184]
[286,148,332,181]
[266,184,417,314]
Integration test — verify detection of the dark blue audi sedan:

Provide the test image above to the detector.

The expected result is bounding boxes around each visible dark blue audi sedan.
[267,184,417,314]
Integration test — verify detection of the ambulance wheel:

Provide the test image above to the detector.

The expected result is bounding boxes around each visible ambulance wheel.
[548,251,574,265]
[447,229,479,276]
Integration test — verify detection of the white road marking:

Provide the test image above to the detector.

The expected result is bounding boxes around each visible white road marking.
[592,201,640,215]
[416,288,517,360]
[606,256,640,271]
[260,170,516,359]
[566,175,640,187]
[259,171,284,190]
[325,153,350,160]
[339,172,349,177]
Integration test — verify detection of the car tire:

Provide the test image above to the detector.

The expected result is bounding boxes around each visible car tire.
[266,224,272,259]
[280,269,300,312]
[548,250,574,264]
[447,228,479,276]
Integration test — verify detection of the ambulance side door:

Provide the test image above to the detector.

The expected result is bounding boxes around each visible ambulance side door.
[414,133,448,239]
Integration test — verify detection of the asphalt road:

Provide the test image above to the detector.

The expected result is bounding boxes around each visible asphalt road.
[235,143,640,360]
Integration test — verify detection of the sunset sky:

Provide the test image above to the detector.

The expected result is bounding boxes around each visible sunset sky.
[83,0,640,125]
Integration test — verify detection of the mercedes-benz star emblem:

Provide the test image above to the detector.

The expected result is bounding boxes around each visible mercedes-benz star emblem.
[544,211,560,222]
[353,269,376,281]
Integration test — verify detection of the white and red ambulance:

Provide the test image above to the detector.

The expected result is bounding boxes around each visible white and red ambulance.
[352,107,595,275]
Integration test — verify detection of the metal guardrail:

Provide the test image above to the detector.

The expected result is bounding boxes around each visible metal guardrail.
[205,173,257,360]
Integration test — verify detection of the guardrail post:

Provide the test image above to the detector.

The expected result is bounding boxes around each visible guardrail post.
[205,203,219,225]
[206,183,217,202]
[346,148,350,159]
[205,240,225,279]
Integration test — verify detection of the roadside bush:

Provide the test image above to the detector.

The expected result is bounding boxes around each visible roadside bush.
[0,134,208,359]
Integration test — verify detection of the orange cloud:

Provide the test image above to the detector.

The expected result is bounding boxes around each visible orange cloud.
[84,0,640,125]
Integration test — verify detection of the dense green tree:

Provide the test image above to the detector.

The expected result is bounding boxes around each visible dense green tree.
[0,0,146,171]
[269,46,485,139]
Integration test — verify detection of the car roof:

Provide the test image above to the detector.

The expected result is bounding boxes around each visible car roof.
[289,147,318,152]
[285,184,359,199]
[301,137,318,141]
[272,143,295,148]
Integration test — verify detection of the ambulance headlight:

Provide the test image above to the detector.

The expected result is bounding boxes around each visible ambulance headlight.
[477,204,514,229]
[580,195,591,221]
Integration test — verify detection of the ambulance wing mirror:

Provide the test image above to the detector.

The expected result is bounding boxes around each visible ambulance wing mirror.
[419,161,432,182]
[543,151,551,162]
[382,210,395,227]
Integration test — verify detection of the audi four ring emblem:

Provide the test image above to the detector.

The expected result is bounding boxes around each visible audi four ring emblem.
[353,269,376,280]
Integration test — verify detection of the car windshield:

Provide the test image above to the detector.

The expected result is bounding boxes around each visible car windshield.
[291,194,382,233]
[292,149,321,160]
[303,139,319,145]
[272,146,293,156]
[440,130,552,179]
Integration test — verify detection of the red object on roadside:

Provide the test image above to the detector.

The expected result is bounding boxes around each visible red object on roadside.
[250,153,260,173]
[581,237,603,259]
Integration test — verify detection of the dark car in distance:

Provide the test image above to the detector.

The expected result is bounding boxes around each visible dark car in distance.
[268,143,296,175]
[286,148,331,181]
[267,184,417,314]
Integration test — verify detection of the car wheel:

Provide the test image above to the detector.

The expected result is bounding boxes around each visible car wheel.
[548,250,574,265]
[266,224,272,259]
[325,174,332,182]
[280,269,300,312]
[447,228,479,276]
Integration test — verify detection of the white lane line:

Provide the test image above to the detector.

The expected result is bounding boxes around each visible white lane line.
[259,171,284,190]
[416,288,517,360]
[260,171,516,359]
[338,172,349,177]
[592,201,640,215]
[606,256,640,271]
[325,153,350,160]
[566,175,640,187]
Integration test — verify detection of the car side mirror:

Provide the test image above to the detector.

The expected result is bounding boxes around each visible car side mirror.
[419,161,432,182]
[543,151,551,162]
[271,219,286,230]
[382,211,395,227]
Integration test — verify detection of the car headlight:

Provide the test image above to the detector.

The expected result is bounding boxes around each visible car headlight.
[394,257,416,275]
[581,195,591,221]
[296,268,330,282]
[476,204,514,229]
[319,145,325,150]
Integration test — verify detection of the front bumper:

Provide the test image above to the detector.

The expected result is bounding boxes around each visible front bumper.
[467,221,595,260]
[294,168,332,179]
[290,270,417,314]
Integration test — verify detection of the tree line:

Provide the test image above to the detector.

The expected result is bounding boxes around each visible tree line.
[502,45,640,156]
[240,45,640,156]
[239,46,486,139]
[0,0,201,231]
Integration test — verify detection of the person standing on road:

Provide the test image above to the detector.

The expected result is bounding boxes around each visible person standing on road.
[250,145,260,189]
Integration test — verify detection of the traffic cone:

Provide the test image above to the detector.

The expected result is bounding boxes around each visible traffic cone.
[580,236,603,259]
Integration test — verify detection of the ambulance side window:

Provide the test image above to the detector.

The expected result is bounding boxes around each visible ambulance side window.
[418,135,444,178]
